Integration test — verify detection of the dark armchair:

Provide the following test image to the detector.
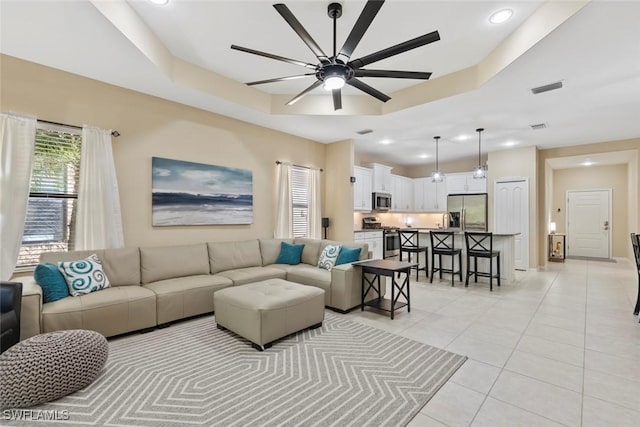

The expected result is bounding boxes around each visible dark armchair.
[1,281,23,353]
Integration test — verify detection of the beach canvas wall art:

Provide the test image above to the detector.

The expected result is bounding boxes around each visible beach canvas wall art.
[152,157,253,226]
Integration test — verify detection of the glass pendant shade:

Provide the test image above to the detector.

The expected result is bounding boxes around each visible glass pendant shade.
[431,136,444,182]
[473,128,487,180]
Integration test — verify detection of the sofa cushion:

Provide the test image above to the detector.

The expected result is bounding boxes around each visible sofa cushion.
[275,242,305,265]
[143,275,233,324]
[100,247,141,286]
[58,254,111,297]
[41,286,156,337]
[215,267,287,286]
[34,263,69,303]
[317,244,341,270]
[293,238,321,266]
[336,247,362,266]
[286,265,332,304]
[208,240,262,274]
[259,239,294,266]
[321,240,369,261]
[140,244,209,284]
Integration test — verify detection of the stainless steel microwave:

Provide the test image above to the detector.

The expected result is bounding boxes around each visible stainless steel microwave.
[372,192,392,211]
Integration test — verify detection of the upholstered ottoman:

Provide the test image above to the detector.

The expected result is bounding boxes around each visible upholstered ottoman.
[214,279,324,351]
[0,330,108,408]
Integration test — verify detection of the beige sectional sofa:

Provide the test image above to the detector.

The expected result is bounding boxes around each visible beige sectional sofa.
[19,238,372,340]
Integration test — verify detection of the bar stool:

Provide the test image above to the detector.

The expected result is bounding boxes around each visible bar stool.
[398,230,428,281]
[429,231,462,286]
[630,233,640,316]
[465,232,501,291]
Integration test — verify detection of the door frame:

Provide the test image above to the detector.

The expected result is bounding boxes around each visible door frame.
[565,188,612,259]
[494,177,529,270]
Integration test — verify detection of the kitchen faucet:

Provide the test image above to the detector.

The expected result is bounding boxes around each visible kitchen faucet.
[441,212,450,229]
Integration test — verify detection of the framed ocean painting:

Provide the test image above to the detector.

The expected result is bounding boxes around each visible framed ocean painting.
[152,157,253,226]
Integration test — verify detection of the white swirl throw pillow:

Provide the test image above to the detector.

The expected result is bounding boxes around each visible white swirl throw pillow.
[317,244,341,270]
[58,254,111,297]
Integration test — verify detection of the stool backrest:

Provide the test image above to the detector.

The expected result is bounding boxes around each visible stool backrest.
[399,230,420,248]
[631,233,640,272]
[465,232,493,253]
[430,231,455,250]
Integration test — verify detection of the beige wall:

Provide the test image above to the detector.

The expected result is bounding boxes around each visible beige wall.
[487,146,539,268]
[1,55,326,248]
[325,140,355,241]
[552,165,628,257]
[538,138,640,262]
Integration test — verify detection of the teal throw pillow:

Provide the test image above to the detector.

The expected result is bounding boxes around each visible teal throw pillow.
[58,254,111,297]
[34,263,70,303]
[318,244,341,270]
[336,247,362,266]
[275,242,305,265]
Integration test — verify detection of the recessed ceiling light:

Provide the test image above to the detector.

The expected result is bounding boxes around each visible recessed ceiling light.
[582,158,595,166]
[419,153,430,159]
[379,139,392,145]
[148,0,169,5]
[453,134,470,141]
[502,140,519,147]
[489,9,513,24]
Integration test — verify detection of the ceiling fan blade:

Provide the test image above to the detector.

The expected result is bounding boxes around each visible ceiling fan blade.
[347,78,391,102]
[286,80,323,106]
[332,88,342,111]
[349,31,440,69]
[354,69,432,79]
[273,4,328,61]
[231,45,317,70]
[338,0,385,60]
[246,73,316,86]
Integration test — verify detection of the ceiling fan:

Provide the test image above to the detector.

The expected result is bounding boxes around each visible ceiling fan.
[230,0,440,111]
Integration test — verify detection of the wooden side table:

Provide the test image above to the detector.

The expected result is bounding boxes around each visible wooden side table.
[354,259,416,319]
[548,233,566,263]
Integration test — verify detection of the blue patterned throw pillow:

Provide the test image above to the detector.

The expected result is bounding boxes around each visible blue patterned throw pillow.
[336,247,362,266]
[317,244,341,270]
[275,242,305,265]
[58,254,111,297]
[34,263,70,303]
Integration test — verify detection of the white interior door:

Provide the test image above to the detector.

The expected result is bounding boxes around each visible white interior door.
[567,190,610,258]
[495,179,529,270]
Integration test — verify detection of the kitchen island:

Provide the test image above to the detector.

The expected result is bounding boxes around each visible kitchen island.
[398,229,519,283]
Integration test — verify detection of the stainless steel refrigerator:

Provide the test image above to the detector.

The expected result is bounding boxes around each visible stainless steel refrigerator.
[446,193,488,231]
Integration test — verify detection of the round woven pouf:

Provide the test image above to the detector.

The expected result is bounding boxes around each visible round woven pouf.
[0,329,108,409]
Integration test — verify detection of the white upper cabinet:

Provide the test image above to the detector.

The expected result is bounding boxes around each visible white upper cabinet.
[423,178,447,212]
[445,172,486,194]
[391,174,413,212]
[367,163,393,193]
[353,166,372,211]
[414,177,428,212]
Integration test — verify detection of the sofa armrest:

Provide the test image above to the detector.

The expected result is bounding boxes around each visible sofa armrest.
[20,278,42,340]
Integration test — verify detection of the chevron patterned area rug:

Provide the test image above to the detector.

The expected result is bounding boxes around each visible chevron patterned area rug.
[19,313,466,426]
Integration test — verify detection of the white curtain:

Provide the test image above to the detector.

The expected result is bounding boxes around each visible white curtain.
[0,113,36,280]
[274,163,292,238]
[75,126,124,250]
[308,168,322,239]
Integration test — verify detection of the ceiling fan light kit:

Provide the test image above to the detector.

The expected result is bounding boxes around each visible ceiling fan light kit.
[473,128,487,179]
[231,0,440,110]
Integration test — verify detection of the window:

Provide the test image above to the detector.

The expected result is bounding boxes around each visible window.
[17,124,81,268]
[291,166,309,238]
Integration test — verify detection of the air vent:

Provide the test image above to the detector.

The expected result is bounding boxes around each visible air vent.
[530,123,547,130]
[356,129,373,135]
[531,81,563,94]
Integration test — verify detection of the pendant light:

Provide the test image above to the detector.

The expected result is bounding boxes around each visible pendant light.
[473,128,487,179]
[431,136,444,183]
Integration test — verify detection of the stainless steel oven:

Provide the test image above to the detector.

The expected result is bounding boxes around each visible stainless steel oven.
[383,228,400,258]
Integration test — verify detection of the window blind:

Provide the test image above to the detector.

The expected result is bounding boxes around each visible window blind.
[291,166,309,238]
[17,126,81,267]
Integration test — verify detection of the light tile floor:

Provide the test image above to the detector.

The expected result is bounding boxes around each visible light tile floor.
[341,259,640,427]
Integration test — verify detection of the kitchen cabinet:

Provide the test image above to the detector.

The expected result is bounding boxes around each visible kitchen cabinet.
[354,230,383,260]
[391,174,413,212]
[414,177,447,212]
[367,163,393,193]
[446,172,486,194]
[353,166,372,211]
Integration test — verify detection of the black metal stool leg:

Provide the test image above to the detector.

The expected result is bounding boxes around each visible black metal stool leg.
[458,252,463,282]
[497,254,501,287]
[430,249,435,283]
[465,254,470,287]
[489,255,493,291]
[450,254,455,287]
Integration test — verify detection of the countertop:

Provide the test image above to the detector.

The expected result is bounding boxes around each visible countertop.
[398,228,520,236]
[353,229,385,233]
